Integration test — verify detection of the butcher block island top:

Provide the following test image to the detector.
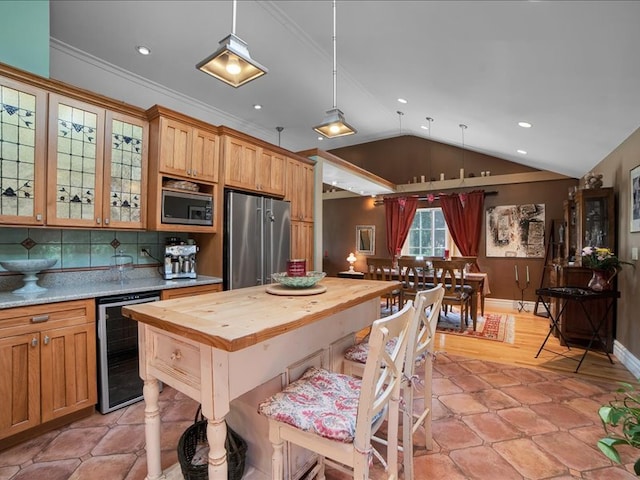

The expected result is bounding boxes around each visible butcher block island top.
[122,277,399,352]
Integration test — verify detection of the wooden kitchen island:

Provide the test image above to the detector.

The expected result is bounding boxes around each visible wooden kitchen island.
[123,277,399,480]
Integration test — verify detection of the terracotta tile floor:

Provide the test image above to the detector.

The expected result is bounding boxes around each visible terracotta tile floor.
[1,353,638,479]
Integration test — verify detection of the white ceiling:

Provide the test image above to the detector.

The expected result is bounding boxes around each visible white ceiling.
[48,1,640,180]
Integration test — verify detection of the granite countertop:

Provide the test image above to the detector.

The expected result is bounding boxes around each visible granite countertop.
[0,268,222,309]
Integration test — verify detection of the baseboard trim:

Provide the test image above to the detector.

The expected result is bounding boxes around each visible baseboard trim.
[613,340,640,380]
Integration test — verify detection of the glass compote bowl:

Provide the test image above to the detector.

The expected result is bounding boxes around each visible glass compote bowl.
[0,258,58,294]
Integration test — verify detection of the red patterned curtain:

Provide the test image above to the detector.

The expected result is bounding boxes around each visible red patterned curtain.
[384,196,418,261]
[440,190,484,262]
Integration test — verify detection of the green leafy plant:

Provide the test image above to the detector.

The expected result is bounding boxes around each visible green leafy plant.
[598,382,640,475]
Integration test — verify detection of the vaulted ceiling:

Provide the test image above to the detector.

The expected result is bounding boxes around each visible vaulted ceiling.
[49,1,640,179]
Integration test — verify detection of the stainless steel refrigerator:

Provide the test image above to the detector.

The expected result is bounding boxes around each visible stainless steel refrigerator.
[224,190,291,289]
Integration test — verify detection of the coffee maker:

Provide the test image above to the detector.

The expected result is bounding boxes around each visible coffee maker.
[163,238,197,280]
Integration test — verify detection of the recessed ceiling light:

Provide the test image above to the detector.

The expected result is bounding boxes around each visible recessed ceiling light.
[253,104,262,110]
[135,45,151,55]
[397,98,407,104]
[331,181,337,186]
[318,136,323,141]
[517,149,528,155]
[420,125,429,130]
[518,121,532,128]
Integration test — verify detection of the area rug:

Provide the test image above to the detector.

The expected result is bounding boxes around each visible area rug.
[437,310,516,344]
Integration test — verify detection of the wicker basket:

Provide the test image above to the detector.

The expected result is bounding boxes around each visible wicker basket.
[177,406,248,480]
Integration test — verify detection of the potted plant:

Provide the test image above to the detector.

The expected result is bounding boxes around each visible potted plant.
[598,382,640,475]
[581,247,634,291]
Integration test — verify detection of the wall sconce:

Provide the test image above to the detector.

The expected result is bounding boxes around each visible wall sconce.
[346,252,357,272]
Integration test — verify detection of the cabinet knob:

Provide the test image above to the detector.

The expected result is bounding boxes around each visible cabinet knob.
[31,337,38,347]
[36,213,42,221]
[104,218,110,225]
[170,350,182,361]
[43,335,50,345]
[96,217,101,224]
[193,170,198,176]
[187,169,192,175]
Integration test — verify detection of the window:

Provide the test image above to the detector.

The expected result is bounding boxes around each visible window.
[402,207,449,257]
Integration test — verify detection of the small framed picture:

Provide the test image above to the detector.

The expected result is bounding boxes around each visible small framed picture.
[356,225,375,255]
[630,164,640,232]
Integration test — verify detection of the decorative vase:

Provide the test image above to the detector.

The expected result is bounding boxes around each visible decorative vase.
[588,269,613,292]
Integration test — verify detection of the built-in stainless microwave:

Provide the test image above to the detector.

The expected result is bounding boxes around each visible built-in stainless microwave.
[161,190,213,226]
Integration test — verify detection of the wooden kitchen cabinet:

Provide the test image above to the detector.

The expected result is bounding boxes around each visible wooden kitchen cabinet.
[147,107,219,184]
[285,157,314,222]
[291,221,314,271]
[47,94,149,229]
[222,133,286,196]
[0,299,96,441]
[0,74,47,226]
[160,283,222,300]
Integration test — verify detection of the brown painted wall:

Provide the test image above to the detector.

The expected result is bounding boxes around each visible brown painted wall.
[323,135,578,303]
[330,135,537,185]
[593,126,640,358]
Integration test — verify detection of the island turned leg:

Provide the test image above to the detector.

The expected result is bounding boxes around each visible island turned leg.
[207,418,228,479]
[143,378,164,480]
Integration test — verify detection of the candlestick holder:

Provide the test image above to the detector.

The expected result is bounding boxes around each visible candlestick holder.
[515,278,530,312]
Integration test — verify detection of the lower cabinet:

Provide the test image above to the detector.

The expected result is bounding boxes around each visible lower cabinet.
[160,283,222,300]
[0,299,96,441]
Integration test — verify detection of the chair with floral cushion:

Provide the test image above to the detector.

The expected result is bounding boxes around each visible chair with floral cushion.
[258,301,415,480]
[342,285,444,480]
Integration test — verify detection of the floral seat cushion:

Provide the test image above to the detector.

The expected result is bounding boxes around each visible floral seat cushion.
[344,337,426,365]
[258,366,381,443]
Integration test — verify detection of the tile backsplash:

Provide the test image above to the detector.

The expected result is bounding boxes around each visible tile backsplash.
[0,228,184,272]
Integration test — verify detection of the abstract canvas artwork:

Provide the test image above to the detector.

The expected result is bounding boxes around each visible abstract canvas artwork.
[486,204,546,257]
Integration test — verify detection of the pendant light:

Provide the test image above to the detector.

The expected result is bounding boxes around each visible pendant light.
[313,0,357,138]
[426,117,434,185]
[196,0,268,88]
[459,124,467,182]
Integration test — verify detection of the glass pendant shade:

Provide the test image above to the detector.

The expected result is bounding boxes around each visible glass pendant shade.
[196,33,268,88]
[313,108,357,138]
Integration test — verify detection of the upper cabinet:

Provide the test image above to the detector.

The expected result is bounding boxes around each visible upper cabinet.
[47,94,148,229]
[286,157,314,222]
[0,75,47,226]
[145,106,219,233]
[222,132,285,196]
[150,110,219,185]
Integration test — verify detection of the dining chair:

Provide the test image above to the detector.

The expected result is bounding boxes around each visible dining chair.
[451,255,478,272]
[342,285,444,480]
[258,301,415,480]
[366,257,402,312]
[398,257,434,307]
[432,259,474,331]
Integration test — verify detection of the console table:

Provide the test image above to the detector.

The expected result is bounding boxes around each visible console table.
[535,286,619,372]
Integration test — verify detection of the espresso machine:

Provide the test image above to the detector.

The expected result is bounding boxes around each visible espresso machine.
[163,239,197,279]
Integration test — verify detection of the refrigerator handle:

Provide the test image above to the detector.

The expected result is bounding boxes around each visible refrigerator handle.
[266,209,275,222]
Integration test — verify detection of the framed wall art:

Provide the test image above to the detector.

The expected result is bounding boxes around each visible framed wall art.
[356,225,375,255]
[486,204,546,257]
[630,164,640,232]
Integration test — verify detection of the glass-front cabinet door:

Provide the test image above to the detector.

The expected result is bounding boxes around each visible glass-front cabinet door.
[575,187,616,261]
[104,112,148,229]
[47,95,148,229]
[0,76,47,225]
[47,94,105,228]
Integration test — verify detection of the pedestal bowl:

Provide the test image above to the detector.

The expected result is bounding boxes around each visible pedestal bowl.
[0,258,58,294]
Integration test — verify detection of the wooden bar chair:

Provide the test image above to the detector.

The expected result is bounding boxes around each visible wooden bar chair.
[366,257,402,311]
[342,285,445,480]
[258,302,415,480]
[432,259,473,331]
